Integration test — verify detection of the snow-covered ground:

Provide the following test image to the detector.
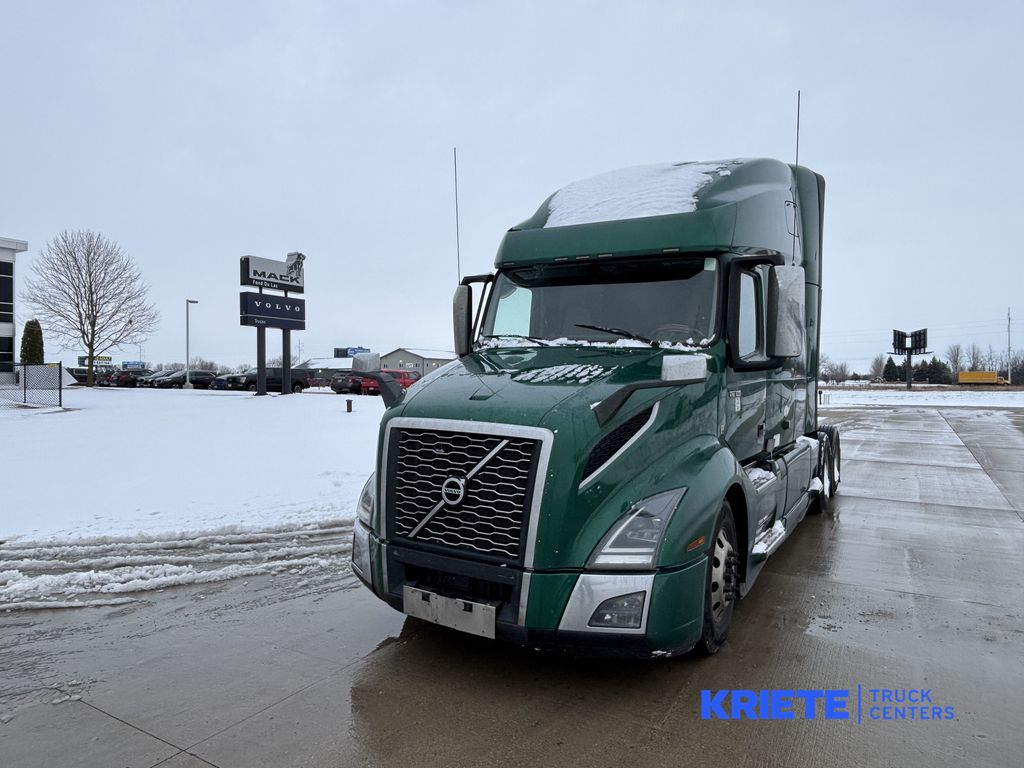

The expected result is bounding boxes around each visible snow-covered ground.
[4,383,1020,610]
[1,387,383,609]
[820,388,1024,409]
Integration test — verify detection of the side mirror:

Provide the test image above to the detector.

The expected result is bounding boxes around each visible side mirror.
[767,265,805,358]
[353,353,404,408]
[353,353,381,373]
[453,285,472,357]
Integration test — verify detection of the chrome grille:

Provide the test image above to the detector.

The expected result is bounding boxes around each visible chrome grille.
[390,428,539,560]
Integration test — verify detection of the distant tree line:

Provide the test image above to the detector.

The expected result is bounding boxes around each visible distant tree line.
[831,342,1024,385]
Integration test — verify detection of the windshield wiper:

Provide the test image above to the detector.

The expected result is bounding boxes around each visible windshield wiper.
[480,334,554,347]
[573,324,660,348]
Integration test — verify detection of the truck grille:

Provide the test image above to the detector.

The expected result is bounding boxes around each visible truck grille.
[388,428,540,561]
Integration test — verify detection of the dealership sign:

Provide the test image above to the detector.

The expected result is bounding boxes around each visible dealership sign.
[335,346,370,358]
[78,355,112,366]
[240,254,305,294]
[239,292,306,331]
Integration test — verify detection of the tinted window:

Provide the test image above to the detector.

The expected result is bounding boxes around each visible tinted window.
[737,270,764,360]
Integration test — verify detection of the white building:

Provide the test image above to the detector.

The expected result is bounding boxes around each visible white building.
[0,237,28,378]
[379,348,456,375]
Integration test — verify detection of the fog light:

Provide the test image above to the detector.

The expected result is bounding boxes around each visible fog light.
[588,591,646,629]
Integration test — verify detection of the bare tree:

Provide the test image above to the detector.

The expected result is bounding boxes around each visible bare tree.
[23,230,159,385]
[830,360,850,383]
[819,355,850,383]
[869,354,886,380]
[966,343,984,372]
[945,343,964,380]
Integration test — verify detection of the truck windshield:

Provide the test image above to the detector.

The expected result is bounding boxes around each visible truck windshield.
[480,256,718,346]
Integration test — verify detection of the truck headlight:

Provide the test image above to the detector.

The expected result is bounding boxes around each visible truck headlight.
[357,472,375,527]
[588,488,686,569]
[351,521,371,580]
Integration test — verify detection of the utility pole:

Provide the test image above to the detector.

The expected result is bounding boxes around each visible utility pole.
[185,299,198,388]
[1009,307,1013,385]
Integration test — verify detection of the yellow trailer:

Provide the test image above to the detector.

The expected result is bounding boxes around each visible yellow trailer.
[958,371,1009,385]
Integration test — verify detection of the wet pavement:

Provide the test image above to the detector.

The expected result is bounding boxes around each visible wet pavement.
[1,406,1022,768]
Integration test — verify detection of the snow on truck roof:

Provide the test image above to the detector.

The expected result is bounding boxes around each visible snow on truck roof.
[543,160,742,228]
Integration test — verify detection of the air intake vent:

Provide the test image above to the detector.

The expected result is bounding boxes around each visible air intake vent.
[582,406,655,483]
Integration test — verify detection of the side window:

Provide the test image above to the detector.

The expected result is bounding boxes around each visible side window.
[492,285,533,336]
[738,270,763,360]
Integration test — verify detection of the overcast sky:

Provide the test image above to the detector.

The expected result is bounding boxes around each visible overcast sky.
[2,1,1021,370]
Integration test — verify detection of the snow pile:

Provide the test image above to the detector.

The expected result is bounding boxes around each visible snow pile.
[1,387,383,542]
[0,387,380,608]
[545,161,736,228]
[820,389,1024,409]
[513,364,611,384]
[745,466,776,488]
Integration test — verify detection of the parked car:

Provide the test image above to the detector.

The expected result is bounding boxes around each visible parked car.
[95,370,118,386]
[111,369,153,387]
[382,369,422,389]
[355,369,421,397]
[66,367,89,384]
[155,370,217,389]
[330,371,362,395]
[222,367,308,393]
[143,369,181,388]
[67,365,120,384]
[209,374,233,390]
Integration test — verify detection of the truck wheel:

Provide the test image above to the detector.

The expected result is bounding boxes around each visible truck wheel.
[292,382,303,393]
[700,502,740,655]
[247,383,257,392]
[814,425,841,513]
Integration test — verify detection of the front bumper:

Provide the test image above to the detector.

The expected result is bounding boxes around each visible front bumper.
[352,524,706,658]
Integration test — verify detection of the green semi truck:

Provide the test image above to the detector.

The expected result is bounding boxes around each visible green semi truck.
[351,158,840,656]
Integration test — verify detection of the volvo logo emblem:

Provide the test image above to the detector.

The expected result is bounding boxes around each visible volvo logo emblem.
[440,477,466,507]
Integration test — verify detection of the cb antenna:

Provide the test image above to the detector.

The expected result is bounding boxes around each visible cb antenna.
[453,147,462,282]
[794,89,801,170]
[791,89,802,263]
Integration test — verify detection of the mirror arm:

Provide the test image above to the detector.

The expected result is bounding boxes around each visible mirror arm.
[359,372,405,408]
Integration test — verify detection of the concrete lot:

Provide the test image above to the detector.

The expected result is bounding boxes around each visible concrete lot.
[2,406,1022,768]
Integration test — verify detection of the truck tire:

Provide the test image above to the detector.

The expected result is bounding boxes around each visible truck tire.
[813,425,841,513]
[247,383,257,392]
[700,502,740,655]
[292,382,303,394]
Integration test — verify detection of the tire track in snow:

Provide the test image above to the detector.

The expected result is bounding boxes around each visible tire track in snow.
[0,520,354,610]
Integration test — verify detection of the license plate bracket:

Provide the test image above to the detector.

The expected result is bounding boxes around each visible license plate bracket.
[402,585,497,639]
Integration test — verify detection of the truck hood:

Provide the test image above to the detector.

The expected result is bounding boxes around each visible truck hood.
[397,345,679,428]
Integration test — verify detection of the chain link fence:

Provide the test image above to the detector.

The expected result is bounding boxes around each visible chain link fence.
[0,362,65,408]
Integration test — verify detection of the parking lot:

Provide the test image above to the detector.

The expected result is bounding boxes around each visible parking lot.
[2,404,1022,768]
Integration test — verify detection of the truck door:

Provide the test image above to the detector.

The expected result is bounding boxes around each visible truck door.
[723,266,769,463]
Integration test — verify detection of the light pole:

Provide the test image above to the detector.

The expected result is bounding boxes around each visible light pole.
[185,299,198,388]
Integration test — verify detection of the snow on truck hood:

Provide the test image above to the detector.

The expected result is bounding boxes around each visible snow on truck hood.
[543,160,740,228]
[399,347,710,430]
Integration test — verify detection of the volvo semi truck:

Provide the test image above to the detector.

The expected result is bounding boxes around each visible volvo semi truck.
[351,158,840,656]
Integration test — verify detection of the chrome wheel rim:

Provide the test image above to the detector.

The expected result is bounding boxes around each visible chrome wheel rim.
[710,526,735,622]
